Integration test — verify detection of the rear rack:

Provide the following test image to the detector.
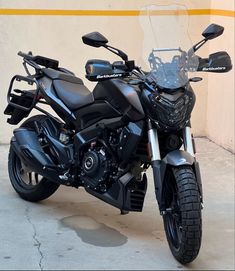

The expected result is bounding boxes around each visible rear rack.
[18,51,59,69]
[6,75,39,112]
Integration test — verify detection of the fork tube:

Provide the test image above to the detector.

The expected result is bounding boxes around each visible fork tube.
[147,119,161,161]
[147,119,164,211]
[182,126,195,156]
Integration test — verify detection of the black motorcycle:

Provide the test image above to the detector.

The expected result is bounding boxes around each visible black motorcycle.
[4,24,232,264]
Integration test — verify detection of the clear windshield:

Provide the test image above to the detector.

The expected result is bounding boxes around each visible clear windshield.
[139,4,199,89]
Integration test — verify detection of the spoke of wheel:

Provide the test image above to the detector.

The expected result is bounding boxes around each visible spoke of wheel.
[20,168,27,182]
[35,173,39,184]
[28,172,32,185]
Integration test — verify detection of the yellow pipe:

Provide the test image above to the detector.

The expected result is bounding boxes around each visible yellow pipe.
[0,8,234,17]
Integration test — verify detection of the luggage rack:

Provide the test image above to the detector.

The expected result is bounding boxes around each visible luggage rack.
[4,75,41,125]
[6,75,40,112]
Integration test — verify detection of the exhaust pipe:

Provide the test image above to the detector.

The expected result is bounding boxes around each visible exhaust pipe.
[11,128,60,183]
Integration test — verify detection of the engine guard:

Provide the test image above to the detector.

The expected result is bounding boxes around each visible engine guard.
[85,172,147,212]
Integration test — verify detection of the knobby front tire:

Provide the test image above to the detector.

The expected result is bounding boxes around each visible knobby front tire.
[163,166,202,264]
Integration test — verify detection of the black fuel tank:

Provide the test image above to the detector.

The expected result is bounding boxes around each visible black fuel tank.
[93,79,145,122]
[74,100,122,130]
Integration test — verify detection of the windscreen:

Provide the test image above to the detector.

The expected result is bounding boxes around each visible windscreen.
[139,4,199,89]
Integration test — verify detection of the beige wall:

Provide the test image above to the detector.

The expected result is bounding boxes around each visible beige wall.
[0,0,234,152]
[207,0,234,152]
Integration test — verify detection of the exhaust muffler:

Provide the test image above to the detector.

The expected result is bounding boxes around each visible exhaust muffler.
[11,128,60,182]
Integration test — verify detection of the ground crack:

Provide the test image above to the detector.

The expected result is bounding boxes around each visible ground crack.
[25,206,44,270]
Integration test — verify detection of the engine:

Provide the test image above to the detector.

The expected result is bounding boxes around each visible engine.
[80,121,145,192]
[80,144,115,192]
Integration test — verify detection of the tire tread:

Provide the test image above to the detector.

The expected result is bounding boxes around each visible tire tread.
[164,166,202,264]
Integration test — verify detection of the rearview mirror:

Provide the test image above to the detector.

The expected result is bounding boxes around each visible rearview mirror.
[202,24,224,40]
[82,32,108,48]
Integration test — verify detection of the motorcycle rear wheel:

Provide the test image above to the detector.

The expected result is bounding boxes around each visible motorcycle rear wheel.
[8,115,60,202]
[163,166,202,264]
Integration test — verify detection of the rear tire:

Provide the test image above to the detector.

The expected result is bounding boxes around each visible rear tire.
[163,166,202,264]
[8,115,60,202]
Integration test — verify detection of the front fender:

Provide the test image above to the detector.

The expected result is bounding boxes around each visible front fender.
[163,150,194,166]
[152,150,203,212]
[163,150,202,201]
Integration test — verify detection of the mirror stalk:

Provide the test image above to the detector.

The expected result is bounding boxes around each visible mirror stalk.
[103,44,128,61]
[193,38,207,52]
[188,38,208,57]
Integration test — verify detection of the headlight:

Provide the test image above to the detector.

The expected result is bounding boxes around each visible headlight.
[149,88,195,131]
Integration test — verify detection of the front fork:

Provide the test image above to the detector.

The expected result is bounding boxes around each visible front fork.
[182,126,195,156]
[147,120,202,212]
[147,121,195,161]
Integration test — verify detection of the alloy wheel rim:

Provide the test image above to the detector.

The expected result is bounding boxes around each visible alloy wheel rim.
[165,189,183,250]
[14,154,43,187]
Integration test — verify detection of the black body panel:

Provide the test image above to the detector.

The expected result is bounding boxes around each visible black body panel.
[74,116,123,150]
[117,121,144,162]
[93,79,145,122]
[74,100,121,131]
[85,172,147,212]
[39,76,144,133]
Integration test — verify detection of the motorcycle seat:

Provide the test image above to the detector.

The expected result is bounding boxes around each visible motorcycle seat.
[42,68,83,84]
[43,68,94,110]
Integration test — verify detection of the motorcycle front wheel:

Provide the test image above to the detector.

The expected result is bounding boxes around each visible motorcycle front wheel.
[163,166,202,264]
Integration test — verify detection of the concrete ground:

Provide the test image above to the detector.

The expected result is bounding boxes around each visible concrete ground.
[0,138,234,270]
